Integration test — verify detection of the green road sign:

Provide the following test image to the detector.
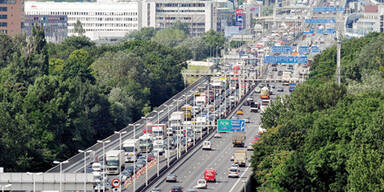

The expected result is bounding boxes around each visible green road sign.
[218,120,232,132]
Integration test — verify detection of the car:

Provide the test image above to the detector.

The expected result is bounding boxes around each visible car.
[243,118,250,123]
[214,132,222,138]
[259,83,265,88]
[270,84,276,88]
[166,173,177,182]
[194,179,207,189]
[151,188,162,192]
[204,169,216,182]
[148,153,155,161]
[230,154,234,161]
[278,71,283,76]
[228,167,240,178]
[247,144,254,151]
[272,67,277,71]
[277,87,284,92]
[171,185,183,192]
[92,162,102,172]
[202,141,211,150]
[254,87,261,93]
[236,109,244,115]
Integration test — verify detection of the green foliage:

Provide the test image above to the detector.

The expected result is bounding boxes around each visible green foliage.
[152,28,188,47]
[251,33,384,191]
[0,26,188,171]
[125,27,157,41]
[74,20,85,36]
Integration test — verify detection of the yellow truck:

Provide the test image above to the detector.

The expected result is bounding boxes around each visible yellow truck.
[233,150,247,167]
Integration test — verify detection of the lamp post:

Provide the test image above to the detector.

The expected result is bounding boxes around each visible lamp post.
[128,123,140,192]
[141,116,149,186]
[164,104,173,167]
[27,172,42,192]
[96,139,110,192]
[53,160,69,192]
[182,94,188,153]
[78,149,93,192]
[0,184,11,192]
[114,130,127,192]
[191,91,196,145]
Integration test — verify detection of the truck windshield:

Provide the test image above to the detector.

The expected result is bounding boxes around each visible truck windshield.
[123,146,134,152]
[106,160,119,166]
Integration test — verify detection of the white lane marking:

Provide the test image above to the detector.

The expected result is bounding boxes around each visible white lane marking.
[229,165,251,192]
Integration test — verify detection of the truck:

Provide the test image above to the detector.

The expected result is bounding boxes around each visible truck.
[289,83,297,92]
[233,150,247,167]
[139,134,153,153]
[181,104,192,120]
[153,139,165,155]
[195,96,207,107]
[260,87,270,99]
[282,72,292,85]
[169,111,185,129]
[105,150,125,175]
[123,139,140,162]
[232,132,246,147]
[250,101,260,113]
[196,116,208,132]
[152,124,167,140]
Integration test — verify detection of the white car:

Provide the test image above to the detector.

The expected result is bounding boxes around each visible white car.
[195,179,207,189]
[255,87,261,93]
[214,133,222,138]
[202,141,211,150]
[228,167,240,178]
[243,118,250,123]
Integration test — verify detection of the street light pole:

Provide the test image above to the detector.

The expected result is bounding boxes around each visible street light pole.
[53,160,69,192]
[27,172,42,192]
[129,123,139,192]
[97,139,110,192]
[114,130,127,192]
[78,149,92,192]
[183,94,188,153]
[142,116,149,186]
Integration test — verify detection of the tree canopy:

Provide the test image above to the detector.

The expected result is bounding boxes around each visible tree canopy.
[0,25,188,171]
[250,33,384,191]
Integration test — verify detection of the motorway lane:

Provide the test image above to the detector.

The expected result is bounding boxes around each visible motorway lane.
[153,84,288,192]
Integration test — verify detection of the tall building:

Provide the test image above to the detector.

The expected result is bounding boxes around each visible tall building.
[0,0,24,35]
[25,1,141,41]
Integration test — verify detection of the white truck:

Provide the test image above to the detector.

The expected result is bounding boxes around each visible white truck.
[195,96,207,107]
[139,134,153,153]
[152,124,167,140]
[169,111,185,132]
[282,72,292,86]
[196,116,208,132]
[105,150,125,175]
[153,139,165,155]
[123,139,140,162]
[233,150,247,167]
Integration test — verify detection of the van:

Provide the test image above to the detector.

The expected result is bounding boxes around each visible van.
[204,169,216,182]
[202,141,211,150]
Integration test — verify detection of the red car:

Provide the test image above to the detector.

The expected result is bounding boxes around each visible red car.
[204,169,216,182]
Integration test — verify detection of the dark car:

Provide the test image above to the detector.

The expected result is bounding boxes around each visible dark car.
[171,186,183,192]
[278,71,283,76]
[277,87,284,92]
[272,67,277,71]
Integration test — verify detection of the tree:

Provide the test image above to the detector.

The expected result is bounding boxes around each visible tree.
[74,20,85,36]
[152,28,187,47]
[125,27,156,41]
[61,49,95,83]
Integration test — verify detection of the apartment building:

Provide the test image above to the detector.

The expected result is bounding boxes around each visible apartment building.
[25,1,141,41]
[0,0,24,35]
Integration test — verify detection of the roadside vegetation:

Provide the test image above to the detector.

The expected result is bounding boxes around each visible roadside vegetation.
[251,32,384,191]
[0,23,225,172]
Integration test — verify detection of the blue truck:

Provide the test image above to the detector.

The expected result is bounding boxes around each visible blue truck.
[289,83,296,92]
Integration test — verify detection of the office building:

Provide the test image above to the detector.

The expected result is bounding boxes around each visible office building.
[141,0,222,37]
[25,1,141,41]
[23,15,68,42]
[0,0,24,35]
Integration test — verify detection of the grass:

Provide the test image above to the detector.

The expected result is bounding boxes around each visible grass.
[183,65,210,86]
